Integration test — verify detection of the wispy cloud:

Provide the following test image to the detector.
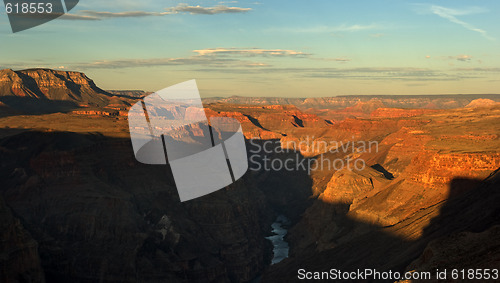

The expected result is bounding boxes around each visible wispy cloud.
[64,46,353,70]
[451,54,473,62]
[70,48,323,69]
[60,13,100,20]
[62,3,251,20]
[415,4,494,40]
[73,57,236,69]
[314,57,351,62]
[426,54,475,62]
[244,62,271,67]
[168,3,251,14]
[333,24,381,32]
[77,10,174,18]
[192,66,481,81]
[193,48,311,57]
[453,67,500,72]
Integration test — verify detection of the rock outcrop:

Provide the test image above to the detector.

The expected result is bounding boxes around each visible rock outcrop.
[0,69,118,113]
[0,131,275,282]
[465,98,500,108]
[0,195,45,283]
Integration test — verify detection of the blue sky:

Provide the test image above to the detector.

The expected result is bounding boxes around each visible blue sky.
[1,0,499,97]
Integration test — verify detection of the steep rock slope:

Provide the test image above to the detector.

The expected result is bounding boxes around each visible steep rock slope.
[263,167,500,282]
[0,69,113,113]
[0,130,275,282]
[264,106,500,282]
[0,196,45,283]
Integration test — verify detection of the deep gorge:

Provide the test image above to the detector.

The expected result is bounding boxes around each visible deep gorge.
[0,132,318,283]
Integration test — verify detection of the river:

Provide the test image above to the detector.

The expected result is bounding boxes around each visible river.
[265,215,290,265]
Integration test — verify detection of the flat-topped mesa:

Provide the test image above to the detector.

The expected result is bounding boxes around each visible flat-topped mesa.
[20,68,96,86]
[0,68,111,107]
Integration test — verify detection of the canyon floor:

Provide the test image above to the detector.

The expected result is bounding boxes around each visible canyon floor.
[1,69,500,282]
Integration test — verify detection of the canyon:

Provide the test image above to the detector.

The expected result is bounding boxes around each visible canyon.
[1,69,499,282]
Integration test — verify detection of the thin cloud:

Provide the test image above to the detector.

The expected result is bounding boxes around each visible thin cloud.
[79,10,174,18]
[310,57,351,62]
[62,3,251,20]
[453,67,500,72]
[427,54,475,62]
[192,66,481,81]
[193,48,311,57]
[194,47,350,62]
[60,13,100,20]
[244,62,271,67]
[416,4,494,40]
[452,55,473,62]
[167,3,251,14]
[69,48,347,69]
[73,57,237,69]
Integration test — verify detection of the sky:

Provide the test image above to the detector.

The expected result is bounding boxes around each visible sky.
[1,0,499,97]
